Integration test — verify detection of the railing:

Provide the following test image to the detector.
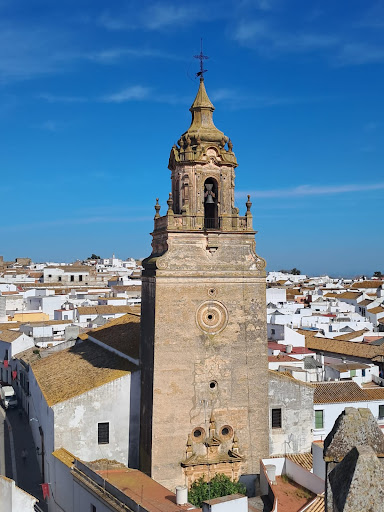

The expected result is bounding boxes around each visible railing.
[154,214,252,232]
[204,217,220,229]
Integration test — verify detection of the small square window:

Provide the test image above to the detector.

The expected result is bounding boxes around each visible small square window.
[70,275,74,282]
[271,329,275,335]
[90,505,96,512]
[379,405,384,420]
[98,422,109,444]
[315,410,324,429]
[79,275,83,282]
[271,408,282,429]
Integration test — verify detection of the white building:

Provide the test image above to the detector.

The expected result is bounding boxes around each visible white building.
[269,371,314,455]
[0,476,38,511]
[312,381,384,441]
[28,338,140,488]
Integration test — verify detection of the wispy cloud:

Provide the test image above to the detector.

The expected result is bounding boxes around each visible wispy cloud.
[84,47,179,63]
[40,120,60,132]
[0,23,76,82]
[39,93,87,103]
[236,182,384,199]
[101,85,151,103]
[98,4,201,32]
[335,42,384,66]
[233,19,338,55]
[232,14,384,66]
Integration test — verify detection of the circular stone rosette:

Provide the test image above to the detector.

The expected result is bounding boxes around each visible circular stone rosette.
[196,301,228,335]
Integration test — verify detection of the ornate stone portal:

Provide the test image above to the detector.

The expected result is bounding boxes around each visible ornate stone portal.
[140,77,269,491]
[182,414,244,488]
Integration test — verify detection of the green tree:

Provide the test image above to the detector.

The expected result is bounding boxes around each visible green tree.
[87,253,101,260]
[373,271,383,278]
[290,268,301,275]
[188,474,246,507]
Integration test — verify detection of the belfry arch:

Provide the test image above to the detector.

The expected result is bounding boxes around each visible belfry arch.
[203,177,218,229]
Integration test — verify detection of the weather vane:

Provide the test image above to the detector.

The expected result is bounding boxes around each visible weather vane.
[194,38,209,78]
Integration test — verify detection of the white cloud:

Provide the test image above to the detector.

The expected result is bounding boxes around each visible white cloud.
[335,42,384,66]
[236,182,384,199]
[98,4,201,32]
[40,120,59,132]
[233,19,338,54]
[39,93,87,103]
[101,85,151,103]
[85,47,179,63]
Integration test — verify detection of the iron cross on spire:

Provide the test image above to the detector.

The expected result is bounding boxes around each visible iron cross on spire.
[194,38,209,79]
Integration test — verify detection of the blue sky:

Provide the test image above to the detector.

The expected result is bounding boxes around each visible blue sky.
[1,0,383,276]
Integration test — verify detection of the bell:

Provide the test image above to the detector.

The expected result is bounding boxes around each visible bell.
[205,194,214,204]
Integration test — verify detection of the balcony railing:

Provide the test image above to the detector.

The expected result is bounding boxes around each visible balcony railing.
[154,214,252,232]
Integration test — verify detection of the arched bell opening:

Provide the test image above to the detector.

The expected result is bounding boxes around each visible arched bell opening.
[204,177,218,229]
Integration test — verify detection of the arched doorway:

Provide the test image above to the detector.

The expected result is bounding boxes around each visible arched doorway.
[204,178,218,229]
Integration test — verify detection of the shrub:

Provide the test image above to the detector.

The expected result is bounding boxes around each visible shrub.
[188,473,246,507]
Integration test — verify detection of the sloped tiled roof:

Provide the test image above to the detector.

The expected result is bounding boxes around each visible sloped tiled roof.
[333,329,369,341]
[367,306,384,315]
[338,292,362,299]
[52,448,76,468]
[359,299,374,306]
[77,305,139,316]
[32,340,136,406]
[362,388,384,400]
[271,452,313,471]
[301,494,325,512]
[81,313,140,360]
[0,329,23,343]
[351,280,383,289]
[313,381,371,404]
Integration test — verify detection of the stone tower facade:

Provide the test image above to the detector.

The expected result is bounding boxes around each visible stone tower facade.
[140,77,269,491]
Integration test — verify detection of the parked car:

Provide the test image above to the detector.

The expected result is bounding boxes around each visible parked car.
[0,385,18,409]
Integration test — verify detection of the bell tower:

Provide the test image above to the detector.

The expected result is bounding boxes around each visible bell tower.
[140,77,269,491]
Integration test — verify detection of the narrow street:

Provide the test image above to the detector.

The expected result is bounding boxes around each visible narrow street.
[0,407,47,511]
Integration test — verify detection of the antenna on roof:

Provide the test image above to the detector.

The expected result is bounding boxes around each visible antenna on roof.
[194,38,209,79]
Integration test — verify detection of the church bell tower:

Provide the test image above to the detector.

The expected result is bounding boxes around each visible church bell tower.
[140,76,269,491]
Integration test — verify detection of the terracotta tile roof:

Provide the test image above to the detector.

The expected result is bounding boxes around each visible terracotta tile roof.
[0,329,23,343]
[271,453,313,471]
[301,494,324,512]
[362,388,384,400]
[52,448,76,468]
[302,330,384,360]
[268,355,299,363]
[359,299,374,306]
[333,329,369,341]
[351,280,383,289]
[25,320,73,327]
[91,465,188,512]
[0,322,21,330]
[313,381,370,404]
[111,285,141,292]
[323,293,340,298]
[77,305,138,316]
[31,340,136,406]
[325,362,370,372]
[268,370,314,388]
[379,318,384,324]
[367,306,384,315]
[82,313,140,360]
[338,292,362,300]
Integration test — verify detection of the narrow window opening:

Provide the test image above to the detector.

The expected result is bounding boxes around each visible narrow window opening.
[271,408,282,429]
[98,422,109,444]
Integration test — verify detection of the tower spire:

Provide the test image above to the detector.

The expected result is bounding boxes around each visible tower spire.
[194,38,209,79]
